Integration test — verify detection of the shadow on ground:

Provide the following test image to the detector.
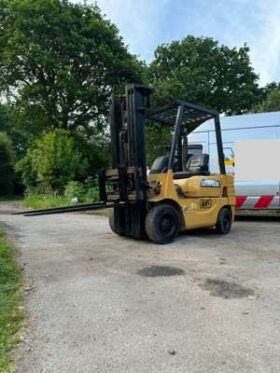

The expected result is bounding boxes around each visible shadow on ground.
[236,214,280,222]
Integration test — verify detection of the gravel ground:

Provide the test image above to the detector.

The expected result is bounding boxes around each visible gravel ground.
[1,205,280,373]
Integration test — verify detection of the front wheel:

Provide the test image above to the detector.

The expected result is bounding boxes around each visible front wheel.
[216,207,232,234]
[145,204,181,244]
[109,211,124,236]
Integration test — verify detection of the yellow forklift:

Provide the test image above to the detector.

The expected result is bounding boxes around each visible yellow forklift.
[22,84,235,244]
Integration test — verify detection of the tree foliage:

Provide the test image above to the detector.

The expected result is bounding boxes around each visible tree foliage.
[149,36,261,114]
[16,129,88,191]
[145,124,171,166]
[0,132,15,195]
[253,83,280,112]
[0,105,9,133]
[0,0,145,140]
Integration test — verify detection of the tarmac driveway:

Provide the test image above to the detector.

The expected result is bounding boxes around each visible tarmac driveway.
[1,210,280,373]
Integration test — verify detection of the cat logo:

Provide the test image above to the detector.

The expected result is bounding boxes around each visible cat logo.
[200,199,212,208]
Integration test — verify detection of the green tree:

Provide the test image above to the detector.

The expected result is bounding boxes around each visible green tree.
[253,84,280,112]
[16,129,88,191]
[149,36,261,114]
[0,104,27,159]
[0,105,9,133]
[74,132,111,178]
[145,124,171,166]
[262,82,280,96]
[0,0,145,140]
[0,132,15,195]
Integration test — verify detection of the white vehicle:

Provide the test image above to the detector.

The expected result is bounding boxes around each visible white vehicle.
[189,111,280,211]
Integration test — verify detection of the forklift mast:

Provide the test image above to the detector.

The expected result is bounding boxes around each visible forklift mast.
[104,85,152,238]
[110,85,151,177]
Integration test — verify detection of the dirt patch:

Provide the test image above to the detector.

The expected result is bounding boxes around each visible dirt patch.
[0,201,23,215]
[137,265,185,277]
[200,278,254,299]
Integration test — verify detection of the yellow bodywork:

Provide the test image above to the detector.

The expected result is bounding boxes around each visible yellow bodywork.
[224,157,235,167]
[147,170,235,231]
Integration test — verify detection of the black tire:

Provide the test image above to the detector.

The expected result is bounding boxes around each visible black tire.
[216,207,232,234]
[109,211,124,236]
[145,204,181,244]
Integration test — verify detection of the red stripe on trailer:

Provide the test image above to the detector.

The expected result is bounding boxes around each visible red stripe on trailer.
[254,195,274,208]
[236,196,247,208]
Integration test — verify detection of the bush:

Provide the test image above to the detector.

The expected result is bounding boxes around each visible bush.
[0,132,15,196]
[84,185,99,203]
[64,178,99,203]
[22,177,100,209]
[17,129,88,192]
[64,181,85,202]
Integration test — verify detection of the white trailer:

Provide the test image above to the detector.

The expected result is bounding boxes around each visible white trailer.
[189,111,280,211]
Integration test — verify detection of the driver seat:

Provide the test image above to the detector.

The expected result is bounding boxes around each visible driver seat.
[173,154,210,179]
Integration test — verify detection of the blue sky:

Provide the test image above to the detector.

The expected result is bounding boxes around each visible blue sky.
[82,0,280,86]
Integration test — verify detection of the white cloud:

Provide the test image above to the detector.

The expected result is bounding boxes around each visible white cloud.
[93,0,170,60]
[176,0,280,86]
[73,0,280,85]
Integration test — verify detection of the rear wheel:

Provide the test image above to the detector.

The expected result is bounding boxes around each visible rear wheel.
[145,204,181,244]
[216,207,232,234]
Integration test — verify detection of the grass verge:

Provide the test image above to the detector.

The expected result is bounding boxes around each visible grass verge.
[21,195,109,215]
[22,195,69,209]
[0,228,23,373]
